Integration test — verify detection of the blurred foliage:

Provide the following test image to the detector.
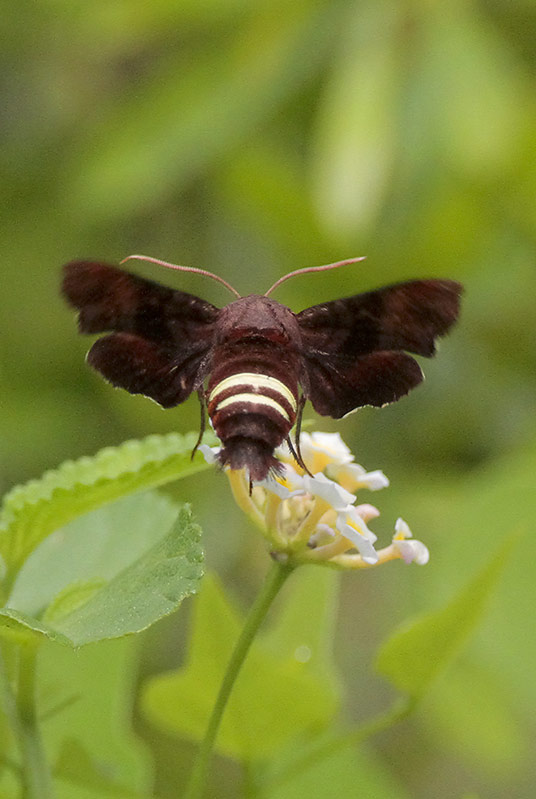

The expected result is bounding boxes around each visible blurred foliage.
[1,0,535,796]
[142,570,340,762]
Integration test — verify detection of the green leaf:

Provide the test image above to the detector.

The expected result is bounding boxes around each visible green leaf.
[259,729,412,799]
[312,1,401,240]
[41,637,153,798]
[420,9,528,176]
[2,493,204,646]
[55,738,143,797]
[43,579,107,625]
[424,661,527,776]
[9,491,179,615]
[262,566,341,681]
[0,431,212,586]
[66,3,337,221]
[53,504,203,646]
[78,0,256,47]
[375,535,516,698]
[141,570,341,762]
[0,608,72,647]
[392,442,535,771]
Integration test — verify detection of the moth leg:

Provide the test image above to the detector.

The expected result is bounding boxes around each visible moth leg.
[285,434,310,477]
[291,395,312,476]
[191,389,207,460]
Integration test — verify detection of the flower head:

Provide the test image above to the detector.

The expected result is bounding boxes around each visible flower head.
[201,432,429,571]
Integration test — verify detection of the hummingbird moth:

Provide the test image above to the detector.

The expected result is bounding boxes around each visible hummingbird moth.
[62,255,462,481]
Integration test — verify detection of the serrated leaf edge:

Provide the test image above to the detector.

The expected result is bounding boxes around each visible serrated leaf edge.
[0,431,214,580]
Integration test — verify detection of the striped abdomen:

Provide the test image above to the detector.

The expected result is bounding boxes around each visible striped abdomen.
[207,343,300,480]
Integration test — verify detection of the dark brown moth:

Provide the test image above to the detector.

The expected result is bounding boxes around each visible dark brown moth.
[62,256,462,481]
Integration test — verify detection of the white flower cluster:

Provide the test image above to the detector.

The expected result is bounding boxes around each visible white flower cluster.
[200,432,429,570]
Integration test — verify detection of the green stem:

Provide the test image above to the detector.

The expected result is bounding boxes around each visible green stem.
[184,558,294,799]
[15,642,54,799]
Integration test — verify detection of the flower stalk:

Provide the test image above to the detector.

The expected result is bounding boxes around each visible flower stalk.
[184,559,294,799]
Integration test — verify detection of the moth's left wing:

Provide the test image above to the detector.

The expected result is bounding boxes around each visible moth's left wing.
[86,332,211,408]
[62,261,219,344]
[296,279,462,418]
[62,261,220,407]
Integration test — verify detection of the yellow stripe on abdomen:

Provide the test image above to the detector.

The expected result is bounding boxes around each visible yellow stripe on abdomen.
[208,372,297,412]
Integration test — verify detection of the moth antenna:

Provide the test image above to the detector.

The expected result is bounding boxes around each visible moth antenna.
[120,254,242,299]
[264,256,367,297]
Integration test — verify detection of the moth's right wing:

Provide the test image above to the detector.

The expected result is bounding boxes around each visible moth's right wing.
[296,279,462,417]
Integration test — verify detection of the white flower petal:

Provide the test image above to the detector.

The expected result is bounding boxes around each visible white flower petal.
[355,503,380,522]
[307,432,354,463]
[360,469,390,490]
[198,444,220,464]
[394,517,412,539]
[261,480,295,499]
[258,465,305,499]
[394,539,430,565]
[336,505,377,540]
[303,473,356,509]
[277,432,355,475]
[309,523,337,547]
[337,520,379,563]
[315,523,336,538]
[326,462,389,491]
[273,440,294,462]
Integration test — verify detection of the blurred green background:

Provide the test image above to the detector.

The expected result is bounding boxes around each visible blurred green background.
[1,0,535,797]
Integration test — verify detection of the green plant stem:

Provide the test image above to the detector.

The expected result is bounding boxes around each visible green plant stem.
[15,642,54,799]
[184,558,294,799]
